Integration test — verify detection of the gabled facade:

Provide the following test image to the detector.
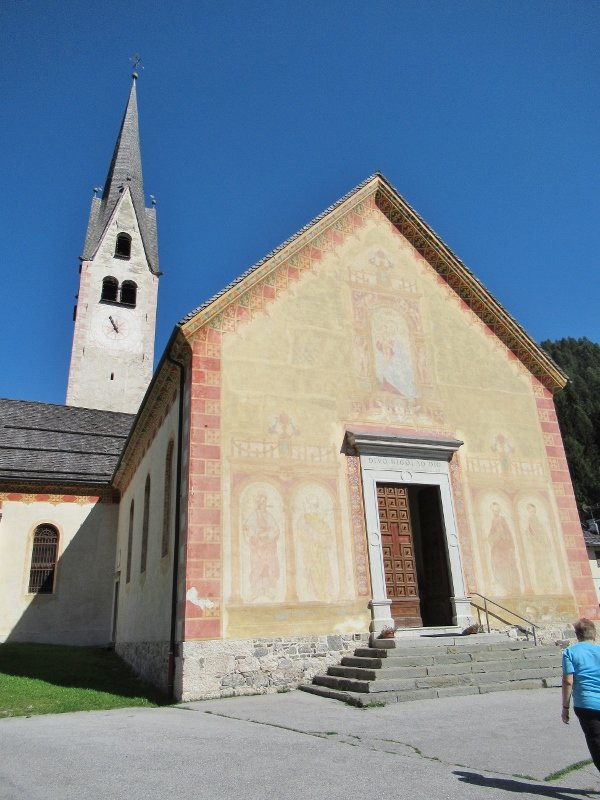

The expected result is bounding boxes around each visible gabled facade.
[110,174,596,700]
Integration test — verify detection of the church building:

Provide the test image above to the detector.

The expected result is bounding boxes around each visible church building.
[1,77,596,701]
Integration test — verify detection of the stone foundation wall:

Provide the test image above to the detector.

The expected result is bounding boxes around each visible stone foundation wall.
[116,640,170,693]
[179,633,370,702]
[489,622,576,646]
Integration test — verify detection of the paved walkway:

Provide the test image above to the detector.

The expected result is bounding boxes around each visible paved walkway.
[1,688,599,799]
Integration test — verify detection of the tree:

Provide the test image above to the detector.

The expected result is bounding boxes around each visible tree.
[541,338,600,522]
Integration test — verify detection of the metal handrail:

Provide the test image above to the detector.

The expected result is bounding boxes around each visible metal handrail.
[469,592,540,645]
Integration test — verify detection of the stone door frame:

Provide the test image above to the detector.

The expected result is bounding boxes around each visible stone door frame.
[346,431,472,633]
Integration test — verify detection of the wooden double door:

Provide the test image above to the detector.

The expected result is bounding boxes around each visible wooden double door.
[376,483,452,628]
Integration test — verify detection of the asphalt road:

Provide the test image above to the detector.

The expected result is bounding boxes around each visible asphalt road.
[1,688,599,800]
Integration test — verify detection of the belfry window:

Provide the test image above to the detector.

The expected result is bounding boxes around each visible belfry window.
[115,233,132,259]
[28,525,59,594]
[101,276,119,302]
[120,281,137,307]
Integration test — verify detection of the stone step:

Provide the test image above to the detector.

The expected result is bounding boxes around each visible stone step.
[390,631,515,645]
[298,675,560,706]
[330,655,561,682]
[341,656,384,668]
[336,648,561,674]
[304,634,564,707]
[329,664,429,680]
[314,664,562,695]
[353,642,558,662]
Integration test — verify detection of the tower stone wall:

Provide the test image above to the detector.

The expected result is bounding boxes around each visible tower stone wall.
[67,191,158,413]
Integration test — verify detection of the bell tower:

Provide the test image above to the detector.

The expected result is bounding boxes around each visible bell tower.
[66,73,160,414]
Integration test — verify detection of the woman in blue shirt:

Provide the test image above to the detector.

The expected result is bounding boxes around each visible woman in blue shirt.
[562,618,600,771]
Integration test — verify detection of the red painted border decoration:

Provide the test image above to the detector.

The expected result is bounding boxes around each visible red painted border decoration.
[533,379,598,618]
[0,491,107,504]
[183,328,223,640]
[345,455,371,597]
[448,456,476,594]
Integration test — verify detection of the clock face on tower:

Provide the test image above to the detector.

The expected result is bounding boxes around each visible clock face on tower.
[102,314,129,340]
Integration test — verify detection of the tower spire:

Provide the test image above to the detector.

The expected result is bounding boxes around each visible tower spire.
[82,78,159,275]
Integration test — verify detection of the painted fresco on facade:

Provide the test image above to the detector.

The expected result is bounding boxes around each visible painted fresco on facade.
[213,204,583,637]
[371,308,416,399]
[293,484,339,603]
[347,239,441,427]
[517,495,564,595]
[239,482,285,604]
[478,493,524,596]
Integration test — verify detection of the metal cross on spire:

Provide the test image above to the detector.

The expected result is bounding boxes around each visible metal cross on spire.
[130,53,143,80]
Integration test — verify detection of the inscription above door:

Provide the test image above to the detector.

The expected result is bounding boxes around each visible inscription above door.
[377,483,422,627]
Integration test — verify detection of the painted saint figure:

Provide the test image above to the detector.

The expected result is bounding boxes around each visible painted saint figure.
[296,493,334,601]
[524,502,558,594]
[243,492,280,602]
[488,501,520,595]
[372,313,417,399]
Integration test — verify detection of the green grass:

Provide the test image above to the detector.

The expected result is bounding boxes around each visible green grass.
[0,643,168,718]
[543,759,594,782]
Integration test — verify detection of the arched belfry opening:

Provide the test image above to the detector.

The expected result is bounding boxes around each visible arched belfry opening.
[115,232,132,259]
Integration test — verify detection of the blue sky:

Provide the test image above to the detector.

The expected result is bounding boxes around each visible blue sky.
[1,0,598,405]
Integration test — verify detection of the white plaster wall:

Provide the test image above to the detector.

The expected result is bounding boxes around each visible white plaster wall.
[66,190,158,413]
[114,397,179,643]
[0,498,117,645]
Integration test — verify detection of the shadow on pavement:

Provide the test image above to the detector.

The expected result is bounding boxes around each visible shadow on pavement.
[454,770,598,798]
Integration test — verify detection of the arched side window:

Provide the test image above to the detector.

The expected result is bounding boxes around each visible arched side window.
[115,232,131,259]
[162,441,174,558]
[120,281,137,307]
[101,276,119,302]
[126,500,134,583]
[141,475,150,573]
[28,524,59,594]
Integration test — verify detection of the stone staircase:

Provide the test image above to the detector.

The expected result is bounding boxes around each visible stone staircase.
[299,631,564,707]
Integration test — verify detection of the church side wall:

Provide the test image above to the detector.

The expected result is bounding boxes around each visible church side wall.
[178,195,594,701]
[0,493,117,645]
[113,396,179,691]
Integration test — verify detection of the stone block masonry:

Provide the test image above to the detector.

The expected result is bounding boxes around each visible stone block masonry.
[116,641,170,693]
[180,633,370,701]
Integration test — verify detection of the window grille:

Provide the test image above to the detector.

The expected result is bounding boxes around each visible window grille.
[141,476,150,573]
[162,441,174,557]
[28,525,58,593]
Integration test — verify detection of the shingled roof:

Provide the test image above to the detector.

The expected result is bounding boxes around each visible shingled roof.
[0,398,134,485]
